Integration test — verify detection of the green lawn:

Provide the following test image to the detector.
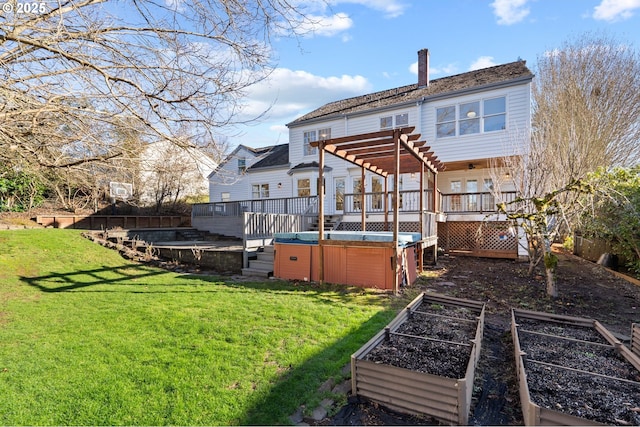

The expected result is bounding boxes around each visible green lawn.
[0,229,401,425]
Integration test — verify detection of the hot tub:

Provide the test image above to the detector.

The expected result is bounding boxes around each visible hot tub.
[273,231,421,290]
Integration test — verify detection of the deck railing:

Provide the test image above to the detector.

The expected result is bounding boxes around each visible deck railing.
[344,190,434,214]
[192,196,318,217]
[193,191,518,219]
[439,191,517,214]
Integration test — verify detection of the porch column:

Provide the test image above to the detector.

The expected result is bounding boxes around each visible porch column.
[432,168,438,264]
[433,169,438,213]
[418,163,424,272]
[384,176,389,231]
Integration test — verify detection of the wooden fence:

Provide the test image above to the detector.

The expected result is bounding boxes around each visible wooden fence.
[36,215,190,230]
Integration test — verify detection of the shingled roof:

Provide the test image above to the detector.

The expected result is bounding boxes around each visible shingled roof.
[288,60,533,126]
[247,143,289,170]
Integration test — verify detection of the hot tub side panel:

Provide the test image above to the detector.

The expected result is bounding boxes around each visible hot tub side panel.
[282,243,397,290]
[274,243,312,281]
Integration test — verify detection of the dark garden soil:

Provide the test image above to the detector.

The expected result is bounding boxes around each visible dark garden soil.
[325,248,640,426]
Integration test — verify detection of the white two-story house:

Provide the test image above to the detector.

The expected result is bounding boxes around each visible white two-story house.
[196,49,533,259]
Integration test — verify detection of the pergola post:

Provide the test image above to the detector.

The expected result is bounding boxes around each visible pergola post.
[360,167,366,231]
[419,163,425,273]
[392,129,400,294]
[318,140,325,284]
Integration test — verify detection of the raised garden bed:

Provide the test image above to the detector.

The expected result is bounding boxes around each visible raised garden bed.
[633,323,640,358]
[512,309,640,426]
[351,293,485,425]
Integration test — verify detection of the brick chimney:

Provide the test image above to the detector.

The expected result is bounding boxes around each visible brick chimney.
[418,48,429,88]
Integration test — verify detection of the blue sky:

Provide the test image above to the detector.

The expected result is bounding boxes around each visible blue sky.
[224,0,640,149]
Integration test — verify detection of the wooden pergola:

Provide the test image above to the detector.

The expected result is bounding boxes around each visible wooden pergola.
[310,126,445,293]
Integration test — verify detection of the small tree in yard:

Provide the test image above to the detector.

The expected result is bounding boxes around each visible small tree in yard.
[582,167,640,278]
[497,179,593,298]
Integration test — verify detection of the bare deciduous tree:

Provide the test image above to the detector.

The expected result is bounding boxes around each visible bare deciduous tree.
[0,0,310,194]
[533,32,640,180]
[490,32,640,297]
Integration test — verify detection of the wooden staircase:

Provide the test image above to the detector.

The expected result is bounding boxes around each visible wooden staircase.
[307,215,341,231]
[241,245,274,278]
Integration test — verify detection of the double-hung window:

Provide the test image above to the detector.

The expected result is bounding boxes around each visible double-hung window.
[380,113,409,130]
[251,183,269,199]
[237,158,246,174]
[483,97,506,131]
[436,106,456,138]
[303,128,331,156]
[297,178,311,197]
[303,131,316,156]
[459,101,480,135]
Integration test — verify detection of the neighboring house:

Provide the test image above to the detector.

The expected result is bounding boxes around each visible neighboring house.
[138,140,218,207]
[201,49,534,258]
[208,143,289,203]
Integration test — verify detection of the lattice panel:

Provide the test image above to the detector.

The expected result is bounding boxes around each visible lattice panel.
[337,222,421,233]
[438,221,517,255]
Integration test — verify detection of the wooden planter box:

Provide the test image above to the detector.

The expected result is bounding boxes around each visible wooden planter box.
[351,293,485,425]
[633,323,640,358]
[511,309,640,426]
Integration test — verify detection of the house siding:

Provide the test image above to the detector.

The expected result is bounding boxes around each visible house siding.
[209,146,267,202]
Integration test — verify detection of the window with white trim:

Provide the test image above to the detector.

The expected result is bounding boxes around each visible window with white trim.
[237,157,246,174]
[251,183,269,199]
[303,131,316,156]
[483,97,506,132]
[297,178,311,197]
[436,96,506,138]
[380,113,409,130]
[303,128,331,156]
[436,106,456,138]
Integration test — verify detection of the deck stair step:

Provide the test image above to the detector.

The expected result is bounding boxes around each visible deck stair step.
[242,245,274,278]
[308,215,342,231]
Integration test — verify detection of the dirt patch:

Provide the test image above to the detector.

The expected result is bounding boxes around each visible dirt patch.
[324,250,640,426]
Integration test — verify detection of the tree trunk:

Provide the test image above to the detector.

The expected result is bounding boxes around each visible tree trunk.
[545,267,557,298]
[543,250,559,298]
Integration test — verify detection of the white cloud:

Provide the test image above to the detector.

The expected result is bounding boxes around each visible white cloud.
[409,61,459,77]
[469,56,497,70]
[297,12,354,37]
[240,68,372,121]
[227,68,372,147]
[491,0,531,25]
[593,0,640,21]
[331,0,409,18]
